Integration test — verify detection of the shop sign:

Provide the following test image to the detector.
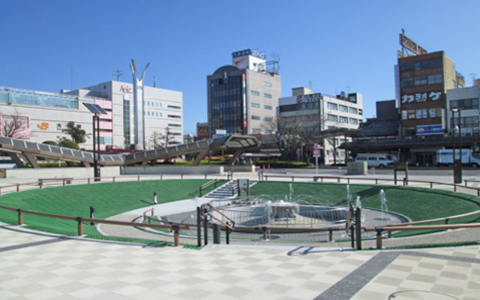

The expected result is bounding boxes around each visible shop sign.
[297,93,322,103]
[37,122,49,130]
[120,85,132,93]
[401,91,443,104]
[416,124,444,135]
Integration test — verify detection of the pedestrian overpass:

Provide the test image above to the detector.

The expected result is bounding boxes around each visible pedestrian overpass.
[0,135,258,168]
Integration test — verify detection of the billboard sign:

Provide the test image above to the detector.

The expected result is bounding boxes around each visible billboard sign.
[416,124,444,136]
[297,93,322,103]
[400,33,427,55]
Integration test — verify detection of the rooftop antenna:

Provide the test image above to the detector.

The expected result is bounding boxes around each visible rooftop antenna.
[309,81,313,91]
[470,73,476,86]
[112,70,123,81]
[153,76,156,87]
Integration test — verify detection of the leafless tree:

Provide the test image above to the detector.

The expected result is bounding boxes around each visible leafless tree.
[1,113,30,139]
[264,114,322,161]
[150,127,176,148]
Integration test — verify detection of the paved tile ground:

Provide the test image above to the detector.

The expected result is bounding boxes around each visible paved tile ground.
[1,224,479,300]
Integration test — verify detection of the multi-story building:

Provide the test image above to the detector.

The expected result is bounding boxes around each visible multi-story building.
[67,81,183,149]
[207,49,281,136]
[278,87,363,165]
[0,80,183,151]
[396,50,465,138]
[446,83,480,137]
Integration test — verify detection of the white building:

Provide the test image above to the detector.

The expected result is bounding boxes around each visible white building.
[0,81,183,151]
[446,84,480,136]
[278,87,363,165]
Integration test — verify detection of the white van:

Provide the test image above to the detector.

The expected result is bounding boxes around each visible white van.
[355,153,394,168]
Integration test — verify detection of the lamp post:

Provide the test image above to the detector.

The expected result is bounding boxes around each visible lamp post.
[451,108,462,184]
[83,103,107,182]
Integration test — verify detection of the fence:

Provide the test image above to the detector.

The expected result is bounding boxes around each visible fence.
[1,172,480,249]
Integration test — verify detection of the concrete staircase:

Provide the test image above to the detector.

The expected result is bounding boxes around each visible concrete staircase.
[203,180,258,200]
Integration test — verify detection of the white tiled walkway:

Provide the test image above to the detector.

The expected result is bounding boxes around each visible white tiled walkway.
[1,224,479,300]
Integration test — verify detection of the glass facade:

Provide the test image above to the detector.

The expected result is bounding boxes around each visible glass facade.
[0,88,78,109]
[123,99,130,146]
[210,76,243,134]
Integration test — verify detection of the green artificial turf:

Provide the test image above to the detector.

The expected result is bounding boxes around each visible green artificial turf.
[1,180,479,244]
[0,179,225,238]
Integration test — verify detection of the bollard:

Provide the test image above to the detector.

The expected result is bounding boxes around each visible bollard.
[153,191,157,204]
[376,228,383,249]
[328,229,334,242]
[172,225,180,246]
[388,230,392,238]
[17,209,23,225]
[262,227,268,240]
[212,224,221,244]
[77,217,83,236]
[355,208,362,250]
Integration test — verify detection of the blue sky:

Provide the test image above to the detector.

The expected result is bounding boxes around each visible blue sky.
[1,0,479,135]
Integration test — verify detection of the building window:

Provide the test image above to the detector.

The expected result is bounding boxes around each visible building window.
[264,93,272,98]
[327,114,338,122]
[168,115,181,119]
[349,107,358,114]
[264,105,273,110]
[252,128,261,134]
[451,98,479,110]
[263,81,272,87]
[251,103,260,108]
[339,116,348,123]
[339,105,348,112]
[264,117,273,122]
[251,115,260,120]
[168,105,181,109]
[349,118,358,125]
[250,90,260,96]
[327,102,338,110]
[169,123,181,127]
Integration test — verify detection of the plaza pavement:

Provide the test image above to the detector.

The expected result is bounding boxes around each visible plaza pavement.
[1,170,480,299]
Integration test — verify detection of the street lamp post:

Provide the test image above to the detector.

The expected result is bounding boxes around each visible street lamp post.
[83,103,107,182]
[452,108,462,184]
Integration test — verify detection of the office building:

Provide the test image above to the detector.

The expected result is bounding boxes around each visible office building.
[207,49,281,136]
[446,84,480,137]
[278,88,363,165]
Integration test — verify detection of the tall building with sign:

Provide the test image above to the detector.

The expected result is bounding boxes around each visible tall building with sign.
[207,49,281,136]
[396,33,465,138]
[279,88,363,165]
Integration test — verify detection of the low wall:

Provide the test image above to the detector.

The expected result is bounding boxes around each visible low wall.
[122,166,224,175]
[1,167,121,179]
[347,162,368,175]
[224,165,256,173]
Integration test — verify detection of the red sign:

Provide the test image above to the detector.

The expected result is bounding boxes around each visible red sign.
[313,149,321,157]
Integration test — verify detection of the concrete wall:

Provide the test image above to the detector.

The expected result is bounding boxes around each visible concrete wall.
[1,167,121,179]
[122,166,224,175]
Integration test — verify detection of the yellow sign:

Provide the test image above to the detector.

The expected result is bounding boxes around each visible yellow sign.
[37,122,49,130]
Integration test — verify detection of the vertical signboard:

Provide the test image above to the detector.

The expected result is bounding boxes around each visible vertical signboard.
[242,74,247,132]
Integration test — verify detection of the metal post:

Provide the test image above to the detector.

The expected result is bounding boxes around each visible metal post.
[90,206,95,226]
[196,207,202,247]
[153,191,157,204]
[203,215,208,246]
[77,217,83,236]
[355,207,362,250]
[226,227,230,245]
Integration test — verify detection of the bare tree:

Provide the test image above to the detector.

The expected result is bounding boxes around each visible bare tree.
[150,127,176,148]
[265,114,322,161]
[1,114,30,139]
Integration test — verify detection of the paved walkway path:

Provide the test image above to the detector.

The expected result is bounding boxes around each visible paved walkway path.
[1,223,479,299]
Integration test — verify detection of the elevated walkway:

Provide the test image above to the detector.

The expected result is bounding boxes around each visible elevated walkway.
[0,135,258,168]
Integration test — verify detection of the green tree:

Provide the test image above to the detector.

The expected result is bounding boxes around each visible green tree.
[62,121,89,144]
[58,139,79,150]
